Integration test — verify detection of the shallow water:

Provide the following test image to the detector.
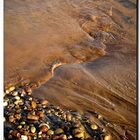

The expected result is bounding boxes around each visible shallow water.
[4,0,136,139]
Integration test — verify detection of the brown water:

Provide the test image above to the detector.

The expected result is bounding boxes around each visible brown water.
[4,0,136,139]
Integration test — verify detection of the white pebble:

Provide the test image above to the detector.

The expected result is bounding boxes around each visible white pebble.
[14,96,20,100]
[21,135,28,140]
[9,86,15,92]
[12,91,18,96]
[3,101,8,106]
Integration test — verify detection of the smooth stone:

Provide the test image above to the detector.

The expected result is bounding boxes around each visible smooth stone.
[104,135,112,140]
[29,97,33,101]
[55,128,64,135]
[31,101,37,109]
[12,91,18,96]
[17,125,22,129]
[74,132,84,139]
[3,101,8,106]
[21,135,28,140]
[47,130,54,135]
[8,86,15,92]
[15,114,21,120]
[9,115,15,123]
[66,113,72,121]
[5,90,9,94]
[90,124,98,130]
[11,130,21,138]
[39,123,50,128]
[98,114,103,119]
[27,114,39,121]
[67,135,73,139]
[52,135,60,140]
[60,134,67,140]
[41,100,49,105]
[14,99,23,105]
[20,121,26,125]
[31,126,36,133]
[14,96,20,100]
[3,117,6,122]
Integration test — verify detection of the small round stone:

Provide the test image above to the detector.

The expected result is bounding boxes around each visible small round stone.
[66,113,72,121]
[17,125,22,129]
[41,100,49,105]
[98,114,103,119]
[104,135,112,140]
[9,115,15,123]
[60,134,67,140]
[11,130,21,138]
[3,117,6,122]
[27,114,39,121]
[8,86,15,92]
[15,114,21,120]
[47,130,54,136]
[31,101,37,109]
[90,124,98,130]
[31,126,36,133]
[20,121,26,125]
[12,91,18,96]
[67,135,73,139]
[3,101,8,107]
[14,96,20,100]
[14,99,23,105]
[74,132,84,139]
[21,135,28,140]
[55,128,64,135]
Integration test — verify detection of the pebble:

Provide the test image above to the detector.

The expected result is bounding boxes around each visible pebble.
[55,128,64,135]
[41,100,49,105]
[12,91,18,96]
[104,135,112,140]
[31,126,36,133]
[60,134,67,140]
[14,99,23,105]
[74,132,84,139]
[20,121,26,125]
[31,101,37,109]
[47,130,54,135]
[3,117,6,122]
[66,113,72,121]
[14,96,20,100]
[8,86,15,92]
[90,124,98,130]
[27,114,39,121]
[17,125,22,129]
[21,135,28,140]
[9,115,15,123]
[3,101,8,107]
[11,130,21,138]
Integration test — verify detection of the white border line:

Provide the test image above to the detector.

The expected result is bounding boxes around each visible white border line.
[0,0,3,139]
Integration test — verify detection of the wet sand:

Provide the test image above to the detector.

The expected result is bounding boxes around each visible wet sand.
[4,0,136,139]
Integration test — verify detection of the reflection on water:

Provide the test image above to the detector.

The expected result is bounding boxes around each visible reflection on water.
[5,0,136,139]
